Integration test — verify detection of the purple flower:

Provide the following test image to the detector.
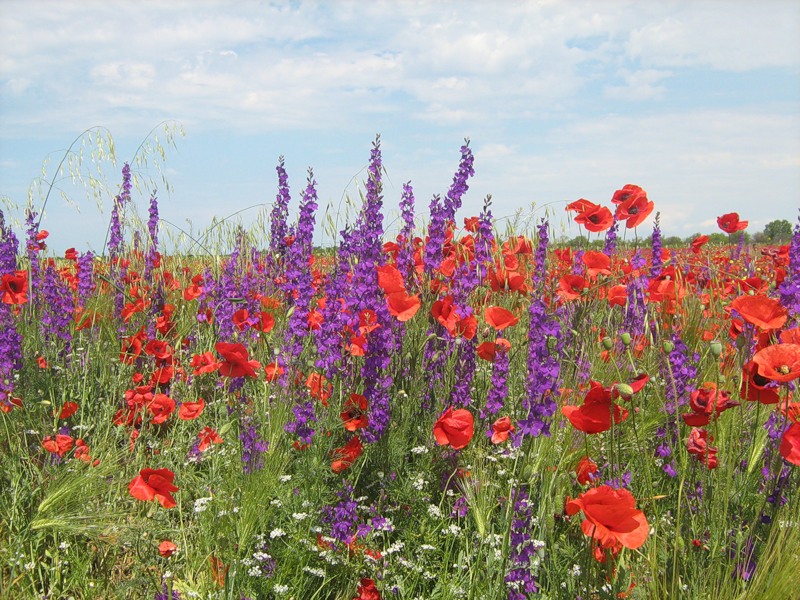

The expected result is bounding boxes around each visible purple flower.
[424,141,475,275]
[0,211,22,407]
[517,220,562,441]
[603,217,619,257]
[396,182,418,290]
[144,192,160,281]
[239,414,269,474]
[282,170,318,365]
[283,399,317,446]
[39,262,74,358]
[321,483,360,548]
[484,336,509,416]
[505,487,540,597]
[779,209,800,323]
[650,212,663,279]
[267,156,292,283]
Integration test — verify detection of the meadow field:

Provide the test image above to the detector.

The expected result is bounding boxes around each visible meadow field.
[1,136,799,599]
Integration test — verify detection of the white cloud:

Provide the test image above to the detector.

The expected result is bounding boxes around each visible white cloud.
[604,68,672,100]
[626,2,800,71]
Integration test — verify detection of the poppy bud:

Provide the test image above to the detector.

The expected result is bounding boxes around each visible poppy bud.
[482,327,491,339]
[615,383,635,399]
[709,341,722,358]
[662,340,675,353]
[602,337,613,350]
[621,332,632,346]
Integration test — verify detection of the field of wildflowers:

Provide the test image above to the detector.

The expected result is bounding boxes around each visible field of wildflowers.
[1,134,799,599]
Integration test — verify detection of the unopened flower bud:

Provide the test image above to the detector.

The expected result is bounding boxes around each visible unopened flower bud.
[615,383,635,399]
[602,337,613,351]
[620,332,632,346]
[662,340,675,353]
[709,341,722,357]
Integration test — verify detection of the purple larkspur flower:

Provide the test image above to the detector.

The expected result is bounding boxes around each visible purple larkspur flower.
[650,212,662,279]
[505,487,540,598]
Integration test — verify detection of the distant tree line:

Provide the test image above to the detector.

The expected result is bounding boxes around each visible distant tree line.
[559,219,794,249]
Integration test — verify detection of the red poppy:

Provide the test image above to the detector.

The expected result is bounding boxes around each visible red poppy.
[691,235,709,254]
[306,372,333,404]
[490,416,514,444]
[120,329,147,364]
[264,361,284,382]
[681,383,739,426]
[566,198,597,213]
[128,468,179,508]
[331,436,364,473]
[144,339,173,361]
[432,295,459,331]
[752,343,800,383]
[376,264,405,295]
[0,395,23,413]
[558,275,588,301]
[433,407,475,450]
[353,577,382,600]
[149,394,176,424]
[581,251,612,279]
[740,361,780,404]
[37,356,48,369]
[572,203,614,233]
[178,398,205,420]
[183,274,204,301]
[191,352,221,375]
[686,427,718,469]
[613,185,653,229]
[42,434,74,457]
[341,393,369,432]
[58,401,79,419]
[717,212,748,233]
[1,270,28,304]
[565,485,649,551]
[308,308,324,331]
[385,291,419,322]
[232,308,250,331]
[197,426,223,451]
[610,184,642,205]
[781,328,800,345]
[561,381,629,434]
[464,216,480,232]
[484,306,519,330]
[158,540,178,558]
[780,423,800,465]
[575,456,598,485]
[476,338,511,362]
[607,285,627,308]
[215,342,260,378]
[452,314,477,340]
[257,311,275,333]
[729,294,787,332]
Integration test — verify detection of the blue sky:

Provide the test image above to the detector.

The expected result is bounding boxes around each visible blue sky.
[1,1,799,254]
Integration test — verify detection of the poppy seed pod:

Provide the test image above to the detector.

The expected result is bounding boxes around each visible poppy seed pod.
[709,341,722,358]
[621,332,632,346]
[663,340,675,353]
[602,337,613,350]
